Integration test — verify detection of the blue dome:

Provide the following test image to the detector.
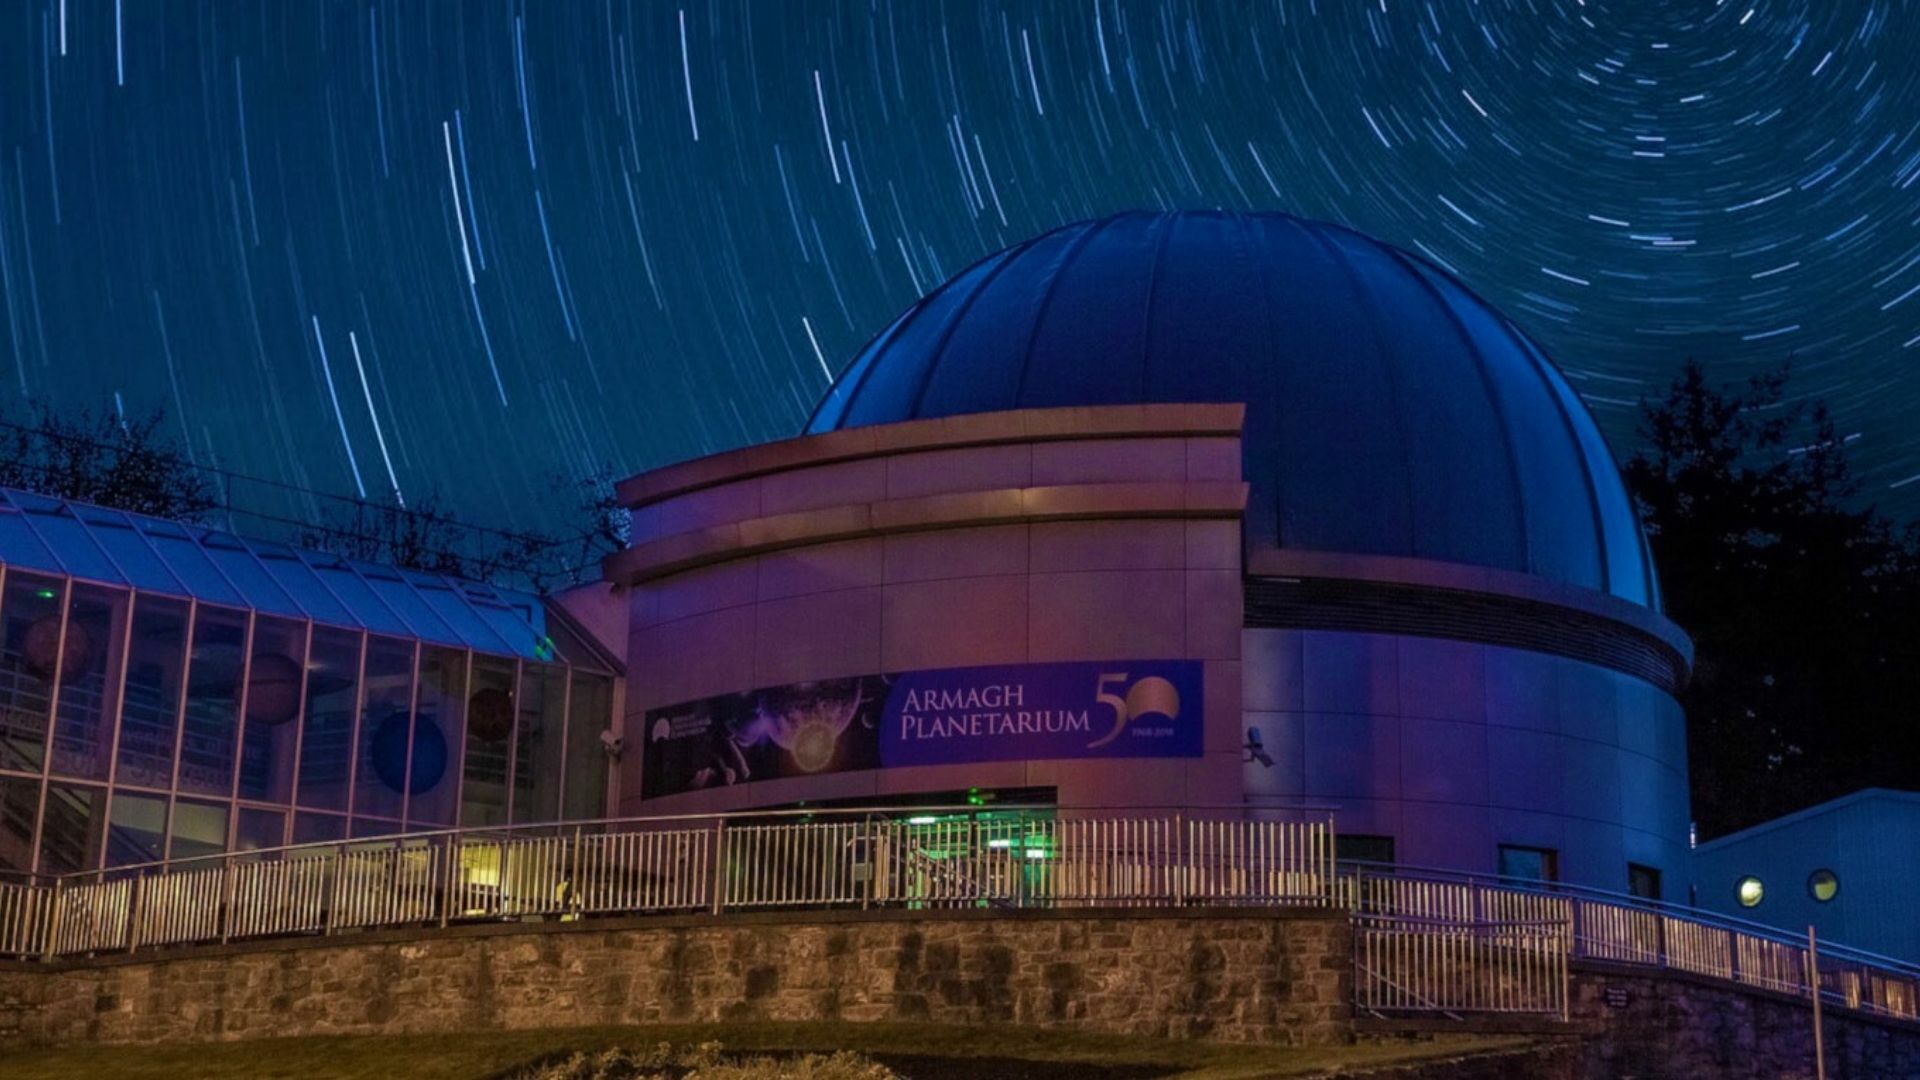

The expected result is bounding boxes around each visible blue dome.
[807,210,1658,608]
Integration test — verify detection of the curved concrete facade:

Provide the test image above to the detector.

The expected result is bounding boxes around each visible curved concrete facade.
[603,404,1691,896]
[607,405,1251,819]
[1242,628,1689,890]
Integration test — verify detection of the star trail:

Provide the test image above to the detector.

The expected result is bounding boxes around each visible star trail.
[2,0,1919,538]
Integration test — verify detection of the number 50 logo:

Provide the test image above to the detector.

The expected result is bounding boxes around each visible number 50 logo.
[1087,672,1183,749]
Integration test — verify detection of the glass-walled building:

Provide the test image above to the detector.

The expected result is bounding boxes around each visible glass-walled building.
[0,487,619,876]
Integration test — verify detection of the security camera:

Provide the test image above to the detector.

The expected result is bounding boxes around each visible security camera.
[1244,727,1274,769]
[599,728,624,758]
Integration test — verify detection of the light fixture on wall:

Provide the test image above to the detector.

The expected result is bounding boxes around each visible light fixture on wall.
[1244,727,1274,768]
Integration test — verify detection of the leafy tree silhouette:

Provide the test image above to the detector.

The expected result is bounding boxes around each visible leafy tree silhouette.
[1628,361,1920,839]
[0,403,622,592]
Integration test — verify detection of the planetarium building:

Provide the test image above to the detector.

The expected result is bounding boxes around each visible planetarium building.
[602,210,1694,898]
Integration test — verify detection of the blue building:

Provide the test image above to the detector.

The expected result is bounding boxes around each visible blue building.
[611,209,1695,898]
[1693,789,1920,963]
[0,486,619,876]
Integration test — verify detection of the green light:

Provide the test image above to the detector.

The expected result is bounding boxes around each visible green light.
[34,588,56,600]
[987,838,1012,849]
[907,815,937,826]
[1025,849,1047,860]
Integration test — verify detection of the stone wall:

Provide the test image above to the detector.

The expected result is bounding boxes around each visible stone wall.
[9,907,1920,1078]
[0,907,1351,1048]
[1569,964,1920,1079]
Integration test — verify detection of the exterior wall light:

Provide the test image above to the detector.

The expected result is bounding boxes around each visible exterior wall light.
[1736,875,1764,908]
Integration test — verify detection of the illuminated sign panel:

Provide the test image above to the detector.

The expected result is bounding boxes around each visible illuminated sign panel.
[641,660,1203,799]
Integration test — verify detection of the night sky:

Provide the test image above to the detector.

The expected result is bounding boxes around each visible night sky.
[2,1,1918,547]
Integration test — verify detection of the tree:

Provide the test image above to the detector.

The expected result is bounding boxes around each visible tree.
[0,404,215,521]
[0,401,626,594]
[1626,361,1920,839]
[568,465,631,552]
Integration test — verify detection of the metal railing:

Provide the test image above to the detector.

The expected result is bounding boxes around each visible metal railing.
[1349,867,1572,1018]
[3,813,1916,1032]
[0,807,1338,961]
[1341,861,1920,1025]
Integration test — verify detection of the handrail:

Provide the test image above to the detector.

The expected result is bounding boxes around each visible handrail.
[1,814,1913,1028]
[0,809,1340,962]
[1339,858,1920,979]
[20,801,1337,885]
[1341,861,1919,1024]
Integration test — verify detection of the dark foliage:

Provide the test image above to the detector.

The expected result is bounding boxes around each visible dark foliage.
[1627,361,1920,839]
[0,404,216,521]
[0,403,626,593]
[564,465,630,554]
[294,489,552,583]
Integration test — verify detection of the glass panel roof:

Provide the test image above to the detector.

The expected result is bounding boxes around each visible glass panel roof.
[0,487,562,662]
[0,501,56,568]
[301,554,414,637]
[137,519,247,607]
[197,531,305,619]
[246,541,358,627]
[6,491,123,583]
[405,572,515,655]
[70,505,186,593]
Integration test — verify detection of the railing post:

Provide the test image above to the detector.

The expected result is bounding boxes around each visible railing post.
[218,855,236,944]
[1172,812,1186,906]
[860,817,873,911]
[1808,925,1827,1080]
[709,818,727,916]
[567,825,583,920]
[1324,816,1338,906]
[40,877,63,962]
[438,834,457,928]
[1470,880,1485,1010]
[126,871,145,954]
[324,844,345,935]
[1561,912,1572,1022]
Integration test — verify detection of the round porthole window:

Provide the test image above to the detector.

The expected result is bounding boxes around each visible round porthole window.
[1736,876,1764,908]
[1808,870,1839,903]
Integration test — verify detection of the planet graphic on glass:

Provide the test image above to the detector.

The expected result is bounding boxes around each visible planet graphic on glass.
[467,686,514,742]
[242,652,304,725]
[370,711,448,795]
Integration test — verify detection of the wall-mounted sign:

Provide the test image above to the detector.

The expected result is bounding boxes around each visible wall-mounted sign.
[641,660,1203,799]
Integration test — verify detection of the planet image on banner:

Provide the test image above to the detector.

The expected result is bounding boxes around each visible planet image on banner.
[748,680,872,775]
[371,712,449,795]
[643,676,887,797]
[242,653,303,725]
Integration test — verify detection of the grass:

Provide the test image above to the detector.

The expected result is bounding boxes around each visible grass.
[2,1021,1538,1080]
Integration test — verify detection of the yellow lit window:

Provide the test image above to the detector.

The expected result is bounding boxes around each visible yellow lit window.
[1808,870,1839,903]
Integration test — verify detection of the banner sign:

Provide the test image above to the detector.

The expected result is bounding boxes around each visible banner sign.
[641,660,1203,799]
